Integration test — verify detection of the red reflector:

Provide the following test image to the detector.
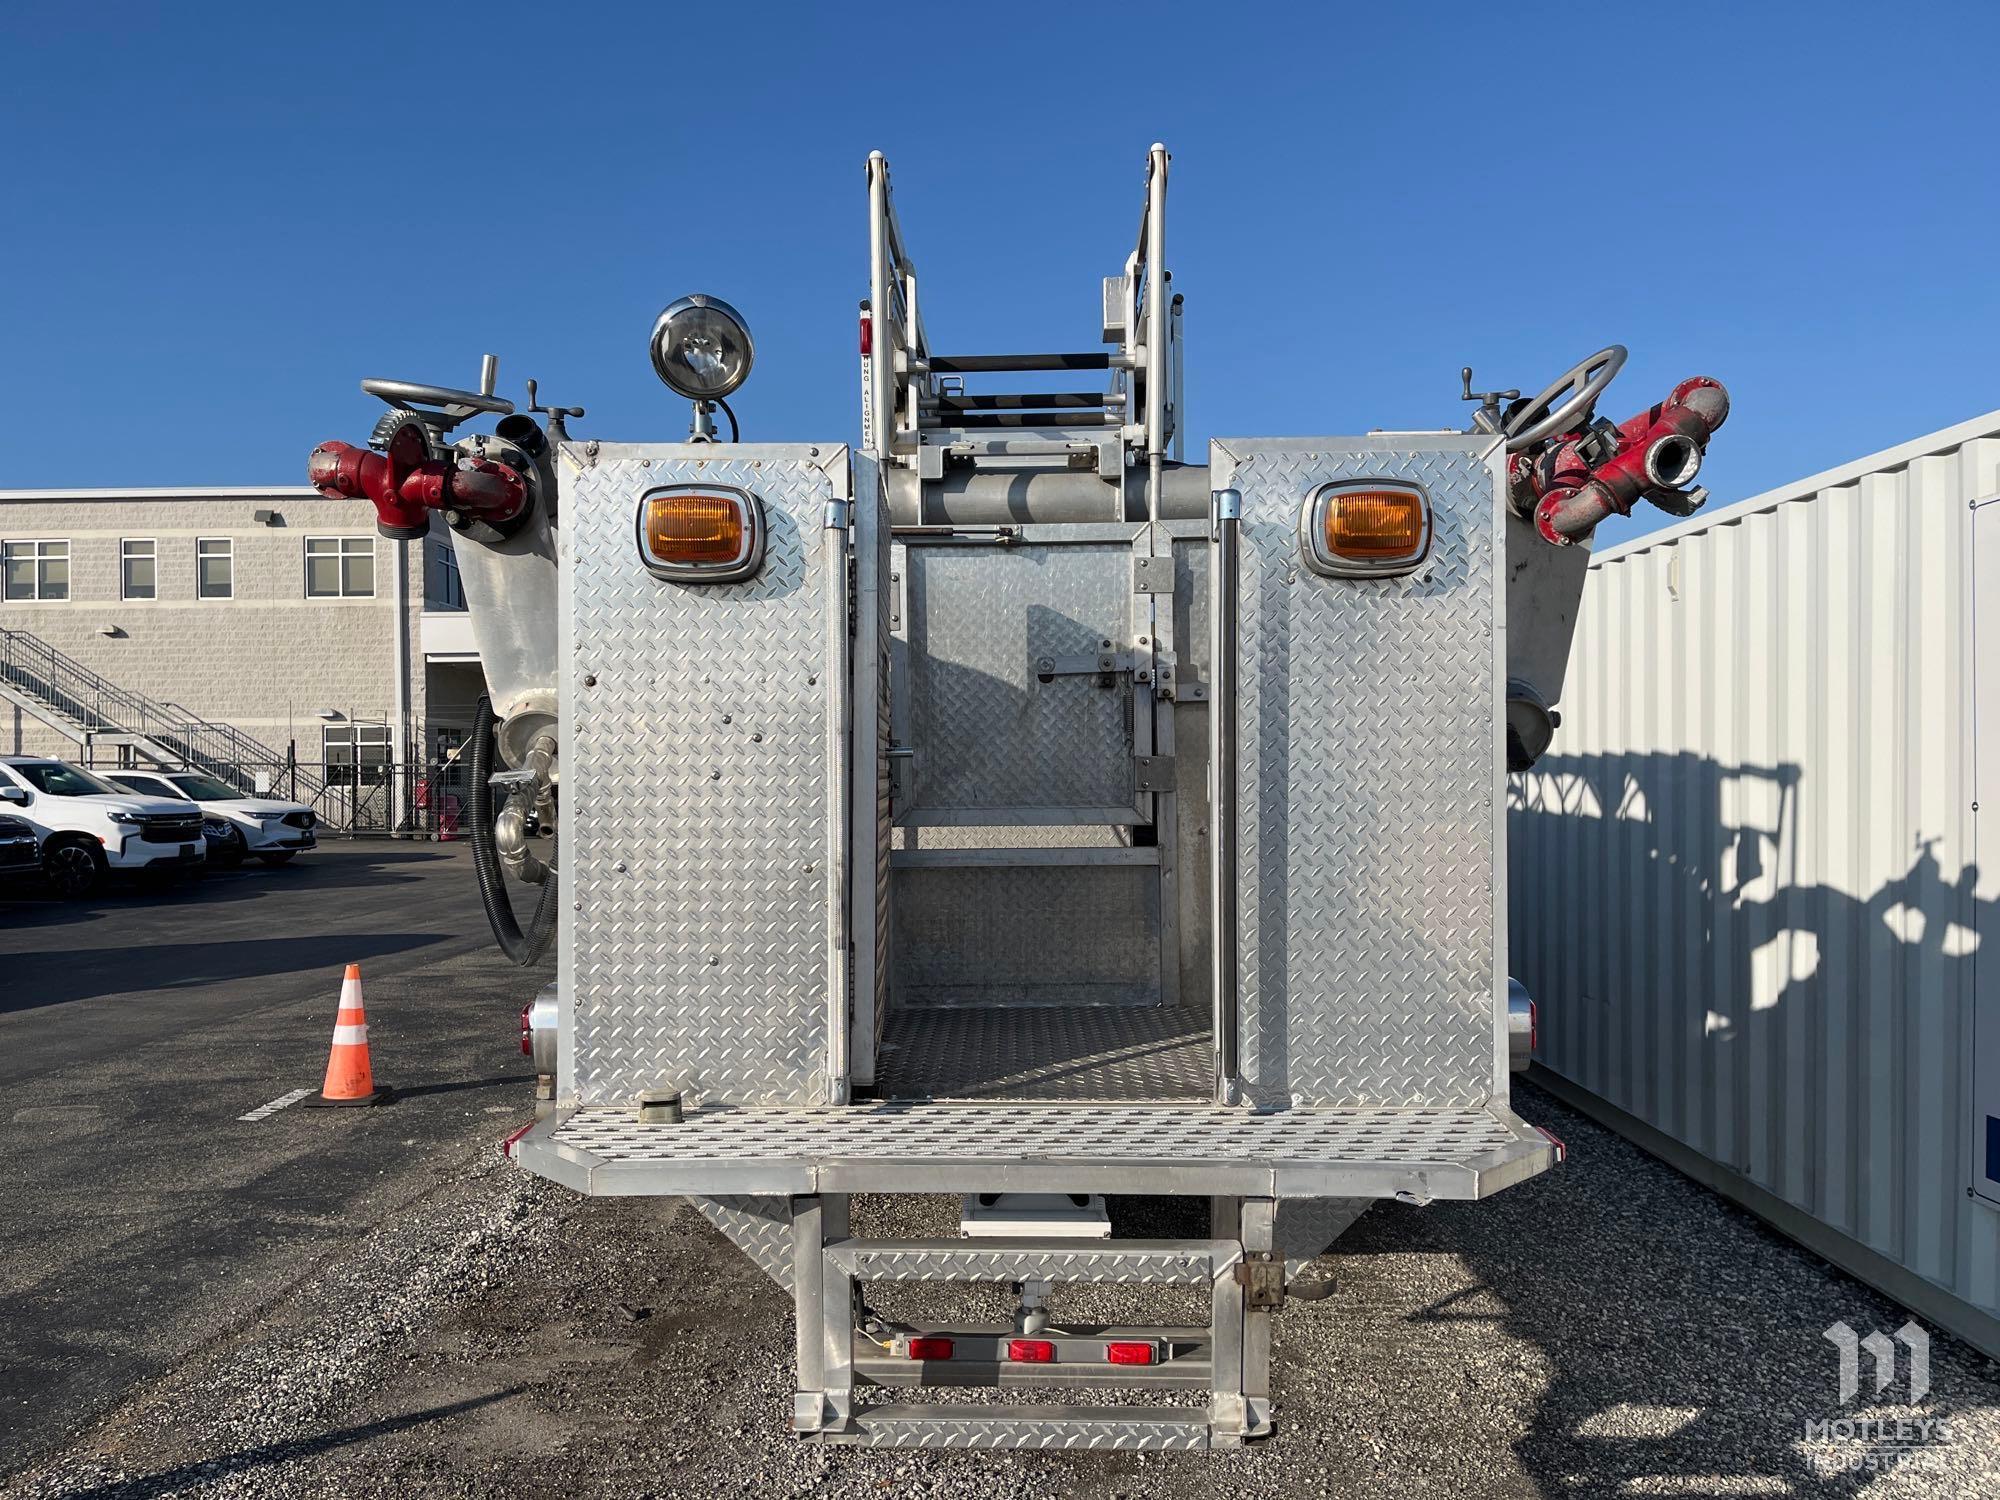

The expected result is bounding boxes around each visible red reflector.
[1007,1338,1055,1363]
[519,1003,533,1057]
[1529,999,1539,1053]
[859,312,873,356]
[1105,1341,1155,1366]
[905,1337,954,1361]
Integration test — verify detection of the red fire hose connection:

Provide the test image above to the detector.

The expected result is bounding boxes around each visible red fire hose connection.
[1512,376,1730,546]
[308,418,528,540]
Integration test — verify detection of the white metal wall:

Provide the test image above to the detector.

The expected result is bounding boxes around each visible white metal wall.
[1509,410,2000,1356]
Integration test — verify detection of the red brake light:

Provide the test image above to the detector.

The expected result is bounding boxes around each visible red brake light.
[519,1003,533,1057]
[905,1337,954,1360]
[1007,1339,1055,1363]
[1105,1341,1155,1366]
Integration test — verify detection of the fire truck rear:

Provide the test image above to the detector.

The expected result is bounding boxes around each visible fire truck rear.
[308,144,1727,1450]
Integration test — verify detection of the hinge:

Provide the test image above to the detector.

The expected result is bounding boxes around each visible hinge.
[1133,755,1175,793]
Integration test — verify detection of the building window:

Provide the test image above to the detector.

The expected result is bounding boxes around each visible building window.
[434,540,464,609]
[305,536,375,599]
[121,539,157,600]
[323,721,393,779]
[2,540,69,601]
[197,538,233,599]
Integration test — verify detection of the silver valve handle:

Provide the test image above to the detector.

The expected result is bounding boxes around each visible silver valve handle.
[360,378,515,417]
[1502,345,1628,452]
[1460,366,1520,436]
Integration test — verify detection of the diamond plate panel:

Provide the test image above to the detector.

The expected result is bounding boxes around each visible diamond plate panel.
[890,865,1157,1001]
[826,1242,1219,1284]
[896,824,1123,848]
[876,1004,1208,1100]
[553,1102,1521,1163]
[1274,1197,1369,1277]
[688,1194,794,1293]
[834,1405,1212,1450]
[1173,535,1210,680]
[1215,438,1502,1109]
[903,543,1136,815]
[565,446,846,1106]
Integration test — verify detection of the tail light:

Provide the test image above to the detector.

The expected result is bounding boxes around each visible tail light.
[1104,1341,1156,1366]
[519,1003,533,1058]
[905,1337,954,1361]
[1007,1339,1055,1363]
[1302,479,1432,578]
[636,485,765,582]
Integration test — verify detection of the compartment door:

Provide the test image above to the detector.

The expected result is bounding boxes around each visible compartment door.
[563,445,850,1107]
[1215,437,1506,1109]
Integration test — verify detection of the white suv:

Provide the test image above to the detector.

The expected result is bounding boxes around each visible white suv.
[0,755,207,898]
[110,769,318,868]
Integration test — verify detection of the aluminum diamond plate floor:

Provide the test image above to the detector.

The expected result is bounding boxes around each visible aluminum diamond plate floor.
[875,1005,1210,1101]
[515,1101,1555,1200]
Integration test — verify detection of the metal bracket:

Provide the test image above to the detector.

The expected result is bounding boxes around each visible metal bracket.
[1233,1254,1283,1310]
[1035,650,1128,679]
[1133,755,1176,793]
[1131,555,1175,594]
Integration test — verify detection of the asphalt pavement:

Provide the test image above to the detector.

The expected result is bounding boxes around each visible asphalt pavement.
[0,844,551,1478]
[5,849,2000,1497]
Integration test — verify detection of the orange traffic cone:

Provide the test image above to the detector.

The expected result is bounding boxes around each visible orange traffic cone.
[307,962,387,1107]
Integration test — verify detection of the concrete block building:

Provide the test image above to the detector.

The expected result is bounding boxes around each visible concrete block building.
[0,486,487,819]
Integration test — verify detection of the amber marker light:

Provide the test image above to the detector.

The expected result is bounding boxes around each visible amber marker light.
[1301,480,1432,578]
[635,485,764,582]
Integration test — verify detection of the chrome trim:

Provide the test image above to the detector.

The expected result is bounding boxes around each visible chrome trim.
[1297,478,1433,579]
[634,483,767,584]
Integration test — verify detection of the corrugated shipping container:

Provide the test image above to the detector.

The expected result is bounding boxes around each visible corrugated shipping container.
[1510,408,2000,1359]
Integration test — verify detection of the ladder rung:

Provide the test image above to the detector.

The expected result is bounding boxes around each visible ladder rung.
[825,1237,1231,1285]
[823,1403,1216,1450]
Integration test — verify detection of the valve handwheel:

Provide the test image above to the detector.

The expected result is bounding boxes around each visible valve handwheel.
[1503,345,1627,452]
[360,378,515,419]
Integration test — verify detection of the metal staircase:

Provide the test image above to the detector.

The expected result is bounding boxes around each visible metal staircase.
[0,626,314,797]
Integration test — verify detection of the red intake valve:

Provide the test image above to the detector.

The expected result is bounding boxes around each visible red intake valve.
[308,418,528,540]
[1511,376,1730,546]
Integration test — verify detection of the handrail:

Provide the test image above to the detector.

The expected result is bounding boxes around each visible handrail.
[0,625,322,798]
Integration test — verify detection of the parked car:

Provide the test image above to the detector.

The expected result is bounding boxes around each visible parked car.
[0,755,205,897]
[0,813,40,881]
[108,770,318,868]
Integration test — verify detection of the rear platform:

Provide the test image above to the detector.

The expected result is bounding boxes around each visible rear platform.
[512,1100,1553,1198]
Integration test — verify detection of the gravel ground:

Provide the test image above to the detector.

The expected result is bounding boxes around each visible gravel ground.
[9,1083,2000,1499]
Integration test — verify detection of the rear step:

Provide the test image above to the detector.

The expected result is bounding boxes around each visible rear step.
[792,1200,1278,1449]
[831,1403,1216,1450]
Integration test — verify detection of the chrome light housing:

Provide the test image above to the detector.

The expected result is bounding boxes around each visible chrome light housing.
[1299,479,1433,579]
[635,484,766,583]
[649,294,755,401]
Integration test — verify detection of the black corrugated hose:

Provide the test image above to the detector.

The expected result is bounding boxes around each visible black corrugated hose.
[469,696,559,965]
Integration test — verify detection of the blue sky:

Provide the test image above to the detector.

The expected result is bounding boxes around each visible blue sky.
[4,3,1996,546]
